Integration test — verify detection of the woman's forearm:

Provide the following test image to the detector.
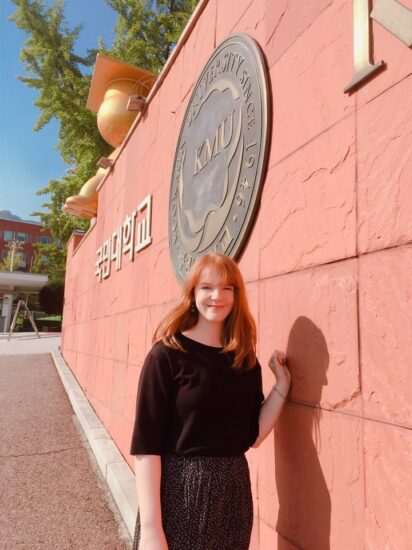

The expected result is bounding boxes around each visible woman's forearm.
[134,455,163,530]
[252,349,291,448]
[252,383,289,448]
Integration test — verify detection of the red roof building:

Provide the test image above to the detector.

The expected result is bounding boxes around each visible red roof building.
[0,217,56,272]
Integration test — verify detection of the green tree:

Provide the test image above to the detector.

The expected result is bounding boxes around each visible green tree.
[10,0,199,283]
[106,0,199,71]
[30,240,67,282]
[10,0,110,282]
[0,250,21,272]
[10,0,109,165]
[38,281,65,314]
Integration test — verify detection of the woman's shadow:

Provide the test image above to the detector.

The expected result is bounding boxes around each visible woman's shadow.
[275,317,331,550]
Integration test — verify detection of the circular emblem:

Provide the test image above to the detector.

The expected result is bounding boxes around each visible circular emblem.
[169,33,270,283]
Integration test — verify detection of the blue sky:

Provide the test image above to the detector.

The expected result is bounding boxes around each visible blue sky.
[0,0,117,221]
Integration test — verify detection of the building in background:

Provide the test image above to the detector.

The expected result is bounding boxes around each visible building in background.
[0,216,54,331]
[0,216,57,272]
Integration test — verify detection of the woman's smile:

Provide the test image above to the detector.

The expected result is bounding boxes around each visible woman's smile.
[194,268,235,325]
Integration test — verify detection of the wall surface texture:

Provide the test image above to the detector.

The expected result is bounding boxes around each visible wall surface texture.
[62,1,412,548]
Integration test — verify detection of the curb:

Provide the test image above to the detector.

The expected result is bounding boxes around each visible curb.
[50,349,138,539]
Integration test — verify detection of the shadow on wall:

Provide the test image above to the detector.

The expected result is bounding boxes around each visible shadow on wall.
[275,316,331,550]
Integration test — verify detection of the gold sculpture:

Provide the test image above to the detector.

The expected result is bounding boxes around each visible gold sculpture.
[97,79,143,147]
[64,54,156,219]
[63,149,119,218]
[88,54,156,147]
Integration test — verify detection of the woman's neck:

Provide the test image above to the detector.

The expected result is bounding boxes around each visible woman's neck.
[182,319,224,347]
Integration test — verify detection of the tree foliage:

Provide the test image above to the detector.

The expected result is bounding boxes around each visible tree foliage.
[38,280,65,314]
[30,240,67,282]
[10,0,198,283]
[0,250,21,272]
[106,0,199,71]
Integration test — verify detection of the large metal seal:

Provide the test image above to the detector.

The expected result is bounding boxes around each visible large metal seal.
[169,33,271,283]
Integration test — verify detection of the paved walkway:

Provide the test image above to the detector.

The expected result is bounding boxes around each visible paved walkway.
[0,332,61,356]
[0,334,132,549]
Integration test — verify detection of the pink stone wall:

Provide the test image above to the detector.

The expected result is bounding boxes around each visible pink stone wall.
[62,1,412,548]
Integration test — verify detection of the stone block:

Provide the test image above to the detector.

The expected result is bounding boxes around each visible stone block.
[364,419,412,550]
[113,264,136,315]
[154,108,185,186]
[273,403,364,550]
[246,448,259,516]
[90,280,101,322]
[120,154,149,219]
[157,46,186,129]
[106,461,138,539]
[264,0,332,68]
[216,0,258,44]
[72,396,106,436]
[73,352,89,392]
[238,216,261,283]
[112,361,128,418]
[256,436,278,529]
[80,291,94,323]
[61,349,74,373]
[180,0,217,101]
[359,245,412,427]
[103,315,116,361]
[249,518,260,550]
[87,426,108,440]
[77,320,96,356]
[96,358,114,408]
[128,250,151,311]
[128,308,148,367]
[98,174,121,223]
[147,241,175,306]
[259,520,277,550]
[88,435,124,479]
[93,278,110,319]
[259,115,356,279]
[258,259,361,414]
[88,395,107,428]
[94,317,106,359]
[126,364,140,423]
[126,93,161,167]
[113,312,129,364]
[146,302,173,350]
[219,0,266,45]
[109,412,132,459]
[111,156,127,200]
[355,5,412,107]
[268,0,354,166]
[245,281,260,331]
[65,350,77,376]
[150,183,171,251]
[357,76,412,254]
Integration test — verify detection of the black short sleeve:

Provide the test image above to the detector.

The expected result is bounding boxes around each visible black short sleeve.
[130,335,266,456]
[130,344,173,455]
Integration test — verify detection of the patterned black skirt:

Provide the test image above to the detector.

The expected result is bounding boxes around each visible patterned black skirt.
[133,454,253,550]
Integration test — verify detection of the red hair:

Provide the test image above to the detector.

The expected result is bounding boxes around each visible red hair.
[153,253,257,371]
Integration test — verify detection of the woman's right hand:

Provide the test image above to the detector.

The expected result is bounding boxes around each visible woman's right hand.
[139,526,169,550]
[268,350,291,395]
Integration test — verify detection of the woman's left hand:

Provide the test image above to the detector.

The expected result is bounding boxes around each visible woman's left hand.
[268,350,291,394]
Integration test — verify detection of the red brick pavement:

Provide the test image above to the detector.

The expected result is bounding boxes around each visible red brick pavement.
[0,353,131,549]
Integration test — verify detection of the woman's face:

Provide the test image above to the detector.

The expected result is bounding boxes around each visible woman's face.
[194,267,235,326]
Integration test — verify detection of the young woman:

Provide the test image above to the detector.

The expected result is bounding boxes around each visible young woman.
[130,253,291,550]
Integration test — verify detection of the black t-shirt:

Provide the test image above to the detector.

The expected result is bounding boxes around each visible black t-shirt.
[130,333,264,456]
